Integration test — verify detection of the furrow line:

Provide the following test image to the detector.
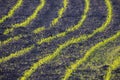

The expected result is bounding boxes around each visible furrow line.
[50,0,69,27]
[0,34,22,47]
[0,45,34,64]
[0,0,23,24]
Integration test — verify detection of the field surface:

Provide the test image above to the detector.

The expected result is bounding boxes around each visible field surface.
[0,0,120,80]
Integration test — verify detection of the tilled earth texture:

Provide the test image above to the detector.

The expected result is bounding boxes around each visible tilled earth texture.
[0,0,120,80]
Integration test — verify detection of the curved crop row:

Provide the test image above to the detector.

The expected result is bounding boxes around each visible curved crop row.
[0,0,23,24]
[66,0,90,32]
[32,26,45,34]
[0,45,34,64]
[0,34,22,47]
[50,0,69,27]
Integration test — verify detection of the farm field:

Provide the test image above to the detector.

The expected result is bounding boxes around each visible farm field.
[0,0,120,80]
